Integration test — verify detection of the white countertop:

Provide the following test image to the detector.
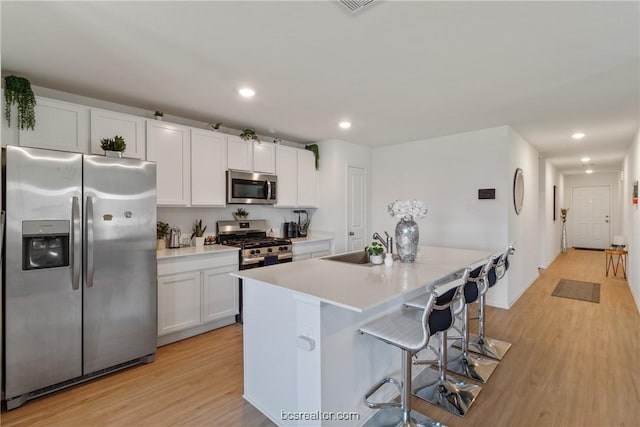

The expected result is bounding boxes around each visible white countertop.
[157,244,239,260]
[289,233,334,244]
[233,245,492,312]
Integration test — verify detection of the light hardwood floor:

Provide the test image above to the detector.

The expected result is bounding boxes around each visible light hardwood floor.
[1,249,638,426]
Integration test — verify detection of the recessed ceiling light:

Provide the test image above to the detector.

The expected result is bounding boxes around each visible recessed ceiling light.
[585,169,593,174]
[238,88,255,98]
[581,157,591,162]
[339,121,351,129]
[572,132,585,140]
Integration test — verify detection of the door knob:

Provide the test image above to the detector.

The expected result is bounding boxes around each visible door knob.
[348,232,355,236]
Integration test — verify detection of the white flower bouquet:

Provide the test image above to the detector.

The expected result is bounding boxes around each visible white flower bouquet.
[387,199,427,221]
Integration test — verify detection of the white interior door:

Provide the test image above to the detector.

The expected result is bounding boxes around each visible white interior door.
[347,166,366,251]
[572,186,610,249]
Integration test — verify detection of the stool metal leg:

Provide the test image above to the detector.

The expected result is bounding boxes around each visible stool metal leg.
[412,331,482,417]
[446,303,499,383]
[464,294,511,361]
[364,350,445,427]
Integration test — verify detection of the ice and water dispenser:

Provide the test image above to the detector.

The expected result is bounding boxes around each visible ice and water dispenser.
[22,220,70,271]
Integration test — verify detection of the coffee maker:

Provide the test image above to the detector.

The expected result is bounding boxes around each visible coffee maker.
[284,221,298,238]
[295,210,309,238]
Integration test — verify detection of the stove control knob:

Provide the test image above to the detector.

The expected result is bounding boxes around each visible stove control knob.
[255,249,261,254]
[250,250,255,255]
[267,248,273,253]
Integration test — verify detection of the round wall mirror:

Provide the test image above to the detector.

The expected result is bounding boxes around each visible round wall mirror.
[513,168,524,215]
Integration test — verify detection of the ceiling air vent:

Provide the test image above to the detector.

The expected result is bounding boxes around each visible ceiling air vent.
[339,0,375,13]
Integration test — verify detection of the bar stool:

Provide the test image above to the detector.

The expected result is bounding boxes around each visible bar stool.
[358,269,470,427]
[408,256,500,384]
[466,244,515,361]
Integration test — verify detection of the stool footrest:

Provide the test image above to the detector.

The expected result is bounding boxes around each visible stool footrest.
[364,377,402,409]
[413,358,438,366]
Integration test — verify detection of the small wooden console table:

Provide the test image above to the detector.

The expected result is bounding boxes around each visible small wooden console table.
[605,248,627,279]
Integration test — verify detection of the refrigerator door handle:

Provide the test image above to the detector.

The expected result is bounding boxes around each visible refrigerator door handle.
[85,196,94,288]
[71,196,81,290]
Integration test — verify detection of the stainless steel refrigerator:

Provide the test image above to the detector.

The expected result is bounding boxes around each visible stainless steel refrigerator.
[2,145,157,410]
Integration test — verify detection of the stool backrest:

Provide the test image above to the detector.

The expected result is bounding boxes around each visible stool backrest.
[419,268,470,344]
[495,243,515,281]
[465,255,497,302]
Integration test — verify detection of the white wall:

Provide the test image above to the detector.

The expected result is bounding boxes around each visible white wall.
[538,159,563,268]
[312,139,372,254]
[507,128,540,306]
[563,172,621,247]
[623,129,640,313]
[371,126,540,309]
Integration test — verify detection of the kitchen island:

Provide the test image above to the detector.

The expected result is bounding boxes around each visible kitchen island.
[233,245,492,426]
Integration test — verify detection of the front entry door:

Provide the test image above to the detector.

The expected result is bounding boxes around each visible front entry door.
[347,166,366,251]
[572,186,610,249]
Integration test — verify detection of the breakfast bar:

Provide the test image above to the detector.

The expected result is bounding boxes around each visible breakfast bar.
[233,246,492,426]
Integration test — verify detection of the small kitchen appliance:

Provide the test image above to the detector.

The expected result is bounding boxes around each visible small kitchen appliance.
[226,170,277,205]
[168,227,181,248]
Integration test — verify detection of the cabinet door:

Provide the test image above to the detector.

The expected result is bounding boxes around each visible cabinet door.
[19,97,90,153]
[253,141,276,174]
[158,272,201,336]
[297,148,318,208]
[202,265,239,323]
[275,145,298,207]
[191,129,227,206]
[146,120,190,206]
[227,135,252,171]
[90,109,146,159]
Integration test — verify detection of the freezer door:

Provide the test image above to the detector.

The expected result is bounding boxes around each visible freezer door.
[82,155,157,373]
[4,146,83,399]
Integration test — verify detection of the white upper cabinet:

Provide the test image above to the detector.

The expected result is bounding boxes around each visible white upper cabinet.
[297,148,318,208]
[227,136,276,174]
[275,145,318,208]
[18,96,90,153]
[275,145,298,207]
[90,109,146,159]
[253,141,276,174]
[191,129,227,207]
[146,120,190,206]
[227,136,252,171]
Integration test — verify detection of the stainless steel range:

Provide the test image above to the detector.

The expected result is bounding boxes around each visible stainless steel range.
[217,220,292,269]
[217,220,292,323]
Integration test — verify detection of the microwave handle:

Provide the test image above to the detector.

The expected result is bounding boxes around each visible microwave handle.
[266,180,272,200]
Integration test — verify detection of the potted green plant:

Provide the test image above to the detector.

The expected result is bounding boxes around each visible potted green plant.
[100,135,126,157]
[305,144,319,170]
[191,219,207,247]
[240,128,259,142]
[3,75,36,130]
[153,110,164,121]
[156,221,170,249]
[209,122,222,131]
[233,207,249,220]
[366,241,385,265]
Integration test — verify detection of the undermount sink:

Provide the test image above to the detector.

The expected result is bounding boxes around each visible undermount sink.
[323,251,399,266]
[323,251,371,265]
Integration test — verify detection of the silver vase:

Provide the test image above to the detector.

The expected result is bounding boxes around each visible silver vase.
[395,218,419,263]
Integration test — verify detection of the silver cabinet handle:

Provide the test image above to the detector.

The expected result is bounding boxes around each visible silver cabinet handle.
[85,196,94,288]
[71,196,81,290]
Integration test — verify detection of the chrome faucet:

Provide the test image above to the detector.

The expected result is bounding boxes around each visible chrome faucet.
[372,231,393,254]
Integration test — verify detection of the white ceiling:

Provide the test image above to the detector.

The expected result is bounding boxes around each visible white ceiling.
[2,1,639,175]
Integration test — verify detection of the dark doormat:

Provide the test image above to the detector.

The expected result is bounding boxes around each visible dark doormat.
[552,279,600,303]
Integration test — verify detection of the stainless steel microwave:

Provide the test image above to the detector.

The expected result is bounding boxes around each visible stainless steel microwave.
[226,170,277,204]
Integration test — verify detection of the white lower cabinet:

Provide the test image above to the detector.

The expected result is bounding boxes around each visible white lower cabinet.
[292,239,332,262]
[202,265,238,323]
[157,251,239,346]
[158,272,201,335]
